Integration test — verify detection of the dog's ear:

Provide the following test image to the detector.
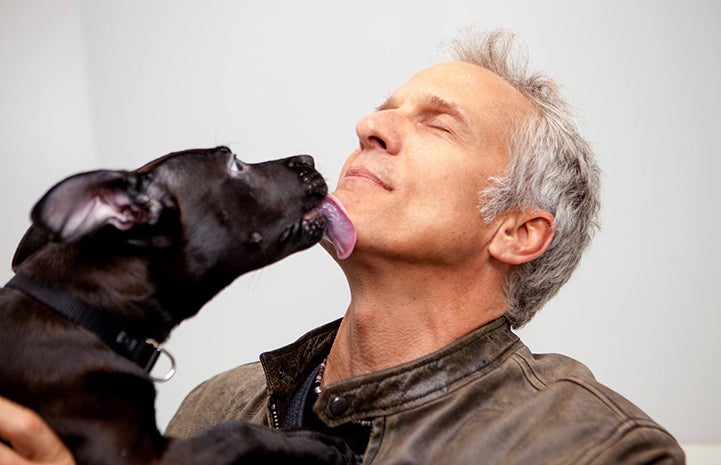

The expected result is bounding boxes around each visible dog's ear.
[12,225,51,270]
[31,170,163,243]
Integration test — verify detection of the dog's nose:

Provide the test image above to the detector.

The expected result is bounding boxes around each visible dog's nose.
[286,155,315,169]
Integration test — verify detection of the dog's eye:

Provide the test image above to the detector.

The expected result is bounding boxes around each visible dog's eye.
[230,157,244,173]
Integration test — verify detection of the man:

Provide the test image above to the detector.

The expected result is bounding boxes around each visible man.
[165,30,683,463]
[1,30,683,464]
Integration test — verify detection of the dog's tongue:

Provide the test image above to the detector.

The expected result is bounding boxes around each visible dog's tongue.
[319,194,356,260]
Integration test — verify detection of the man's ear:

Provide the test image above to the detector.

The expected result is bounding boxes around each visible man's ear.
[488,209,555,265]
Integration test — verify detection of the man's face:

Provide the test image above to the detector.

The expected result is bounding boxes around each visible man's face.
[332,61,534,266]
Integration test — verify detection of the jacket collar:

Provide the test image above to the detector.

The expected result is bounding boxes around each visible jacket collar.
[260,317,521,428]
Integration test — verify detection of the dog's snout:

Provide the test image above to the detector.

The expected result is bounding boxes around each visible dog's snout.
[286,155,315,169]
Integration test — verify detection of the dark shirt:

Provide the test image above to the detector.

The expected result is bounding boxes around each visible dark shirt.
[283,360,371,455]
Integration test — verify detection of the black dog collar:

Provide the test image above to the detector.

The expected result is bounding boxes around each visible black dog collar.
[5,273,175,382]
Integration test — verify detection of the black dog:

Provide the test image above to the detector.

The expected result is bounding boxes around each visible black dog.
[0,146,356,464]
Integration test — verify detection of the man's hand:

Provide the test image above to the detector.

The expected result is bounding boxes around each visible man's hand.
[0,397,75,465]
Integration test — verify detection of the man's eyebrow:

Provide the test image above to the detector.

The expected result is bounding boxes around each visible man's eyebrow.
[375,94,467,125]
[420,95,466,123]
[375,96,396,112]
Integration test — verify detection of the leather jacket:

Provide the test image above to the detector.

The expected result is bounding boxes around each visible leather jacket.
[166,317,684,464]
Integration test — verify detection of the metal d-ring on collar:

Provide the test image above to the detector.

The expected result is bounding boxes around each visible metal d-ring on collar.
[145,338,177,382]
[5,273,177,383]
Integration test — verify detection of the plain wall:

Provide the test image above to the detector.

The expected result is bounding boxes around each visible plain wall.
[1,0,719,458]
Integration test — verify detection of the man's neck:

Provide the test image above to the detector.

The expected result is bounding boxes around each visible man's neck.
[322,258,507,386]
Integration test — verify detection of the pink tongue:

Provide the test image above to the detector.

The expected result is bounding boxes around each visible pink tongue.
[319,194,357,259]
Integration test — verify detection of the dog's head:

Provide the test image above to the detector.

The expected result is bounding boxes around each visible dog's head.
[13,146,327,309]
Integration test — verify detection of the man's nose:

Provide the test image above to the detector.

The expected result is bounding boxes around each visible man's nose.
[355,110,402,155]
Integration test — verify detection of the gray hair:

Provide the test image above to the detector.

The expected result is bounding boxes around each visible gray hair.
[447,30,601,328]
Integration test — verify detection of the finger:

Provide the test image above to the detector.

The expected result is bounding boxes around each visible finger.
[0,396,47,457]
[0,441,30,465]
[0,396,73,464]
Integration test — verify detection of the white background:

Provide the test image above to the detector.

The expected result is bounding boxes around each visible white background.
[1,0,719,461]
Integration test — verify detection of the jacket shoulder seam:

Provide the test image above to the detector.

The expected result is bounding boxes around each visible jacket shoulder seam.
[510,352,548,391]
